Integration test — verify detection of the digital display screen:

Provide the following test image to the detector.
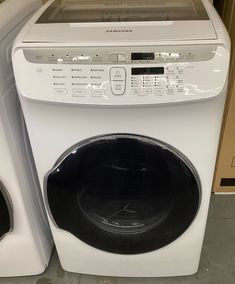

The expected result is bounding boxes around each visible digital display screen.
[131,67,164,75]
[131,53,155,61]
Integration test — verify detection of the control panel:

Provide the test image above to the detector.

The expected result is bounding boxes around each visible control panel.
[130,66,185,97]
[24,45,216,65]
[49,63,187,99]
[16,45,228,105]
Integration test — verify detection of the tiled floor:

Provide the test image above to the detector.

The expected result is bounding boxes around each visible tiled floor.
[1,195,235,284]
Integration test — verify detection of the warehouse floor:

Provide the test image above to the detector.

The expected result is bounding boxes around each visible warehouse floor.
[1,195,235,284]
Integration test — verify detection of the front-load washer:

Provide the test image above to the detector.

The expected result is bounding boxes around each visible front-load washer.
[13,0,230,277]
[0,0,53,277]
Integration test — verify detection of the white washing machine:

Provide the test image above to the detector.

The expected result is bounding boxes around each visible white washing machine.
[0,0,53,277]
[13,0,230,278]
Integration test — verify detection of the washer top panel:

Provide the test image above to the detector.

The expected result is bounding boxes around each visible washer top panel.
[37,0,209,24]
[22,0,217,43]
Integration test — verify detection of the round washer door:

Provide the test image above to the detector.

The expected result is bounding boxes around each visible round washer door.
[0,182,12,240]
[46,134,201,254]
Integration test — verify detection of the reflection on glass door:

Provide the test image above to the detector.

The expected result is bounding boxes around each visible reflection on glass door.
[46,134,201,254]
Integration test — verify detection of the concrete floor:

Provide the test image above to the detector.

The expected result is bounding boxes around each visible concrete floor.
[1,195,235,284]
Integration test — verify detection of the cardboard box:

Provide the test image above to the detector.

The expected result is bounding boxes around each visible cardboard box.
[213,0,235,192]
[213,56,235,192]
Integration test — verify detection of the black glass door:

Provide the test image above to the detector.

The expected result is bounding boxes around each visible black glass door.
[46,134,201,254]
[0,182,12,240]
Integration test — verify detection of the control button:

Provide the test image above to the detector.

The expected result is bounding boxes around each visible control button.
[186,54,195,60]
[177,79,185,84]
[155,77,164,81]
[62,57,72,63]
[77,55,90,61]
[167,66,175,73]
[177,85,185,93]
[131,84,139,88]
[178,55,185,61]
[167,88,175,95]
[92,89,105,96]
[143,88,153,95]
[72,89,86,96]
[48,57,59,63]
[110,67,126,95]
[155,88,164,96]
[155,78,165,84]
[143,76,152,80]
[92,56,102,63]
[54,82,66,86]
[109,53,118,63]
[142,84,152,89]
[118,53,127,62]
[111,81,125,95]
[54,88,67,95]
[131,80,138,85]
[110,67,126,81]
[177,66,185,73]
[155,79,164,83]
[161,52,170,59]
[167,75,175,81]
[132,89,140,95]
[155,53,163,62]
[171,53,180,59]
[155,82,164,88]
[72,55,90,63]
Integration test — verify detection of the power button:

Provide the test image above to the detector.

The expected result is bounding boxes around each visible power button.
[110,67,126,81]
[110,67,126,95]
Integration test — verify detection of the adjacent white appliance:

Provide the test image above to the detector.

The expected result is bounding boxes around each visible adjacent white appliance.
[13,0,230,277]
[0,0,53,277]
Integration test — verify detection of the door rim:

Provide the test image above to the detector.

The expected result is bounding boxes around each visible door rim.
[44,133,202,242]
[0,181,14,241]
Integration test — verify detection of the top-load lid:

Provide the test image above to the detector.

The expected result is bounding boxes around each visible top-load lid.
[37,0,209,23]
[23,0,217,43]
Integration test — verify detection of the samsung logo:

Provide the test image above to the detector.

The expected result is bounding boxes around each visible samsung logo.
[106,29,133,33]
